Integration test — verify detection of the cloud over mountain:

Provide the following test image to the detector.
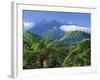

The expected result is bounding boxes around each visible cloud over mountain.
[24,22,35,31]
[60,24,90,33]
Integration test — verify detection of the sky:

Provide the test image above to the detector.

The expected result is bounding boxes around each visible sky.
[23,10,91,33]
[23,10,91,27]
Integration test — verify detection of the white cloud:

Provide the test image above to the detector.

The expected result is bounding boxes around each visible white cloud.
[24,22,35,31]
[60,24,90,33]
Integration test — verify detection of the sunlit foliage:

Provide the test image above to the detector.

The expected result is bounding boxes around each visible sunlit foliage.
[23,30,91,69]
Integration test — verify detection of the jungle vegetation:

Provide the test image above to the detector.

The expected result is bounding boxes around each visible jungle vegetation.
[23,30,91,69]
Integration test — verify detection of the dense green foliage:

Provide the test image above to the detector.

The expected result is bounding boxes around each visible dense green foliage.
[23,30,91,69]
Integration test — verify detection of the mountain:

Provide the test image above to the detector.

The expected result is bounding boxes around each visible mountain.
[26,20,90,42]
[28,20,65,39]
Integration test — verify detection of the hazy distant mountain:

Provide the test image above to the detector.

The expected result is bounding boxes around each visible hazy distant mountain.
[28,20,64,39]
[26,20,90,42]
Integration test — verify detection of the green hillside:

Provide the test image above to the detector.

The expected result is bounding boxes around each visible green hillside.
[23,31,91,69]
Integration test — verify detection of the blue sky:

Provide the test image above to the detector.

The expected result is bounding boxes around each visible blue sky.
[23,10,91,27]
